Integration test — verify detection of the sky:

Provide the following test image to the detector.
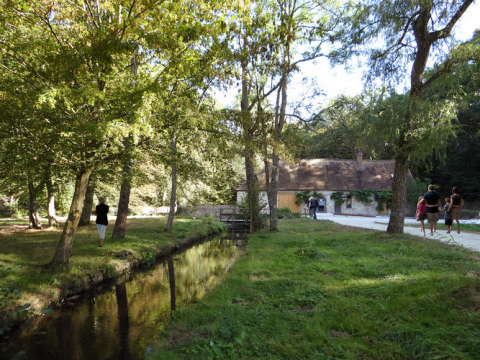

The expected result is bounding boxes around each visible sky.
[215,1,479,109]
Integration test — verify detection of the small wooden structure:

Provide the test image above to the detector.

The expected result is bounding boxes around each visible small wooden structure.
[219,208,250,235]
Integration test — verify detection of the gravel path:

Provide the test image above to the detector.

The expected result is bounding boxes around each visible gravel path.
[314,213,480,252]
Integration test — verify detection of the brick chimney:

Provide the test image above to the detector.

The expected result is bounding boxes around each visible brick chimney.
[356,149,364,171]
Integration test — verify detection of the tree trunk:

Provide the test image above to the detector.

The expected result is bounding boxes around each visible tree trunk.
[245,155,260,233]
[27,174,41,229]
[269,153,279,230]
[165,136,177,233]
[387,95,418,234]
[385,0,472,234]
[79,176,95,226]
[112,150,133,239]
[110,46,139,237]
[269,63,288,231]
[27,176,35,228]
[46,175,58,227]
[49,166,94,269]
[240,40,262,233]
[386,152,410,234]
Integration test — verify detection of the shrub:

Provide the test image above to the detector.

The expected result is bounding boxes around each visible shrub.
[406,178,430,214]
[295,191,324,206]
[0,268,38,340]
[277,207,301,219]
[237,191,267,230]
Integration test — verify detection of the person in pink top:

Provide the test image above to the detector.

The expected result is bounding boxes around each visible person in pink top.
[415,196,427,237]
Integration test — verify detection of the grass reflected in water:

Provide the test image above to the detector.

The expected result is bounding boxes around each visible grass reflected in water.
[4,238,244,360]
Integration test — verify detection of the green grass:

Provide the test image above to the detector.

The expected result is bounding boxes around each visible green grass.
[406,222,480,233]
[0,220,29,226]
[0,216,225,306]
[150,219,480,359]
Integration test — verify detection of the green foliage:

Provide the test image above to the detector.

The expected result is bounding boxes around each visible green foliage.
[140,249,157,268]
[295,191,324,206]
[406,178,430,213]
[407,222,480,232]
[416,36,480,201]
[101,264,119,280]
[330,191,347,206]
[294,237,328,261]
[0,198,29,219]
[331,189,392,210]
[0,0,237,266]
[374,190,392,211]
[350,189,374,204]
[237,189,266,230]
[0,268,37,341]
[277,207,301,219]
[301,95,372,159]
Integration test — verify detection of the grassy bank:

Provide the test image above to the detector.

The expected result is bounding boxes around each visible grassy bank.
[0,216,225,333]
[405,222,480,233]
[151,219,480,359]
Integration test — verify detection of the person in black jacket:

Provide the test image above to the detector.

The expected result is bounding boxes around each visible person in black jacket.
[96,197,109,247]
[309,197,319,220]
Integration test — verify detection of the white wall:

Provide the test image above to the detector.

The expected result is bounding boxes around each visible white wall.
[238,190,387,216]
[320,191,382,216]
[237,191,270,214]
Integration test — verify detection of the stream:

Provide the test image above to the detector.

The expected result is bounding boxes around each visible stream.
[4,236,245,360]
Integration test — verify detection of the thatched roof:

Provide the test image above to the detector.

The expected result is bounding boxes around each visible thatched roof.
[238,158,413,192]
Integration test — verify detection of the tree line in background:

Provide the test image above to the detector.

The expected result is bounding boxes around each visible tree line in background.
[0,0,478,270]
[295,51,480,204]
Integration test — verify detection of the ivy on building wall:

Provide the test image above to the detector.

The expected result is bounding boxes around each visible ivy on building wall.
[295,191,324,206]
[350,189,374,204]
[330,192,347,206]
[329,189,393,211]
[374,190,392,211]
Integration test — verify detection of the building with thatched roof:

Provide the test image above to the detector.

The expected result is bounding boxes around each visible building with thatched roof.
[237,151,414,216]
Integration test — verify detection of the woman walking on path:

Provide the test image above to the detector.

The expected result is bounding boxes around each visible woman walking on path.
[424,185,442,236]
[448,186,464,234]
[415,196,427,237]
[96,197,109,247]
[443,197,453,234]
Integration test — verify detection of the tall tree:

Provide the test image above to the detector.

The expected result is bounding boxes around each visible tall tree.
[266,0,342,230]
[336,0,475,233]
[226,0,341,231]
[111,44,140,239]
[237,1,277,232]
[1,0,230,268]
[79,175,95,226]
[111,138,134,238]
[27,172,41,229]
[417,32,480,200]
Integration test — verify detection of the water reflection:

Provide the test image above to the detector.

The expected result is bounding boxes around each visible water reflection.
[115,283,130,360]
[167,257,176,313]
[4,238,243,360]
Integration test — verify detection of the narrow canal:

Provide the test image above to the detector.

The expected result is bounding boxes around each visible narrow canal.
[5,237,244,360]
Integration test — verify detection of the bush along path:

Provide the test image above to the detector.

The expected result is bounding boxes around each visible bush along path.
[0,217,226,340]
[150,218,480,359]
